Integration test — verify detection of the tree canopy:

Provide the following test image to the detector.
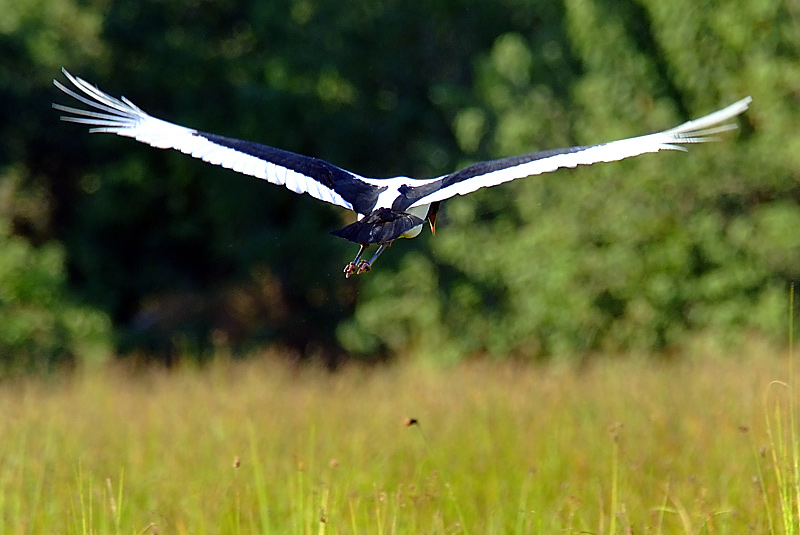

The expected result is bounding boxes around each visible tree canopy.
[1,0,797,367]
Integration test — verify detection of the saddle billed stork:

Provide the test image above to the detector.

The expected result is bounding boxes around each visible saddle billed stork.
[54,69,751,277]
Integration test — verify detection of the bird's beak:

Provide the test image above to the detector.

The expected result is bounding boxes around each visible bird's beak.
[427,202,440,236]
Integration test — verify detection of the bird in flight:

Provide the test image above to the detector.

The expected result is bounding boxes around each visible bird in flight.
[54,69,751,277]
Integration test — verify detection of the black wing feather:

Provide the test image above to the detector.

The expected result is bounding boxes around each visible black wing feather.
[197,132,384,214]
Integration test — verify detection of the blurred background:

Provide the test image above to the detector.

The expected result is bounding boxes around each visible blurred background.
[1,0,797,371]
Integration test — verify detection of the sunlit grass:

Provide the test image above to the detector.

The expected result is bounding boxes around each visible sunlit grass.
[0,343,796,534]
[757,285,800,535]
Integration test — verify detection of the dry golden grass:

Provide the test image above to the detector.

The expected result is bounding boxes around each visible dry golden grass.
[0,345,796,534]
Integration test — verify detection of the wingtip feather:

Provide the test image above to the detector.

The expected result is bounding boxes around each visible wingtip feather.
[667,96,752,136]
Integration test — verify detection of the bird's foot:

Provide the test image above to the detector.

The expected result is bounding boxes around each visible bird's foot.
[356,260,371,275]
[343,261,371,277]
[343,262,358,278]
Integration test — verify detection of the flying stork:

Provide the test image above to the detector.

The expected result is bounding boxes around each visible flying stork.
[54,69,751,277]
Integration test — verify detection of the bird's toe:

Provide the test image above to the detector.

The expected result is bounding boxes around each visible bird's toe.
[356,261,371,275]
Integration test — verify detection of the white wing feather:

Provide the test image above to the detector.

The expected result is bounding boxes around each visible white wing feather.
[54,69,357,210]
[409,97,752,208]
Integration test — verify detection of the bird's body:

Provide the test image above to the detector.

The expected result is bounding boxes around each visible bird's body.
[54,69,751,276]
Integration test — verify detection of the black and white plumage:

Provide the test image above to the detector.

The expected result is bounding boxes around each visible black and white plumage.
[54,69,751,277]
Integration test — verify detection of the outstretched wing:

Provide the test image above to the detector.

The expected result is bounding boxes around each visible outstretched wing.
[405,97,752,209]
[53,69,385,215]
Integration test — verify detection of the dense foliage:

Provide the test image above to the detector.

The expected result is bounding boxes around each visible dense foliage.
[0,0,797,365]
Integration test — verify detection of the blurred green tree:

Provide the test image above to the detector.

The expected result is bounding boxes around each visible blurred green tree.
[2,0,797,365]
[0,209,110,371]
[0,0,112,371]
[345,0,799,361]
[50,0,577,363]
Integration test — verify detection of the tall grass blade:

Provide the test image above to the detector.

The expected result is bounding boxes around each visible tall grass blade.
[248,423,273,535]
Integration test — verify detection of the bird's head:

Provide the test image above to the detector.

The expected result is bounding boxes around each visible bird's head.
[427,202,440,236]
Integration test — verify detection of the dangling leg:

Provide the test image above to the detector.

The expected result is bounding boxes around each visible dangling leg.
[344,244,368,278]
[356,243,390,274]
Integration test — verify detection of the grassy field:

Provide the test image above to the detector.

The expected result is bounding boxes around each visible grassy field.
[1,344,799,534]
